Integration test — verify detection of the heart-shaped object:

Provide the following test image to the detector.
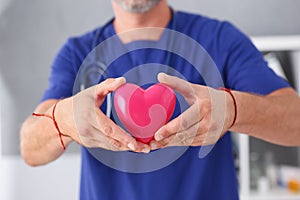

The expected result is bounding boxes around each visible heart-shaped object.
[114,83,176,144]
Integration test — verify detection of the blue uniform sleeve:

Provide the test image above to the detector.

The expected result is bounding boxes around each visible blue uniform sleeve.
[222,22,290,95]
[41,39,77,102]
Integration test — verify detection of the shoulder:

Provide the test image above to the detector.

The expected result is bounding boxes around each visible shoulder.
[175,10,245,40]
[175,11,253,56]
[59,24,111,69]
[64,27,99,53]
[63,19,114,61]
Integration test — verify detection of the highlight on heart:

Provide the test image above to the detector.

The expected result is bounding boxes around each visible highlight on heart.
[113,83,176,144]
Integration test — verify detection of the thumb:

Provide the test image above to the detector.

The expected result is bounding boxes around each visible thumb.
[96,77,126,97]
[93,77,126,107]
[158,73,195,101]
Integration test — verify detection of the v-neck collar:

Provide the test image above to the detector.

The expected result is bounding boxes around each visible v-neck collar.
[108,8,176,45]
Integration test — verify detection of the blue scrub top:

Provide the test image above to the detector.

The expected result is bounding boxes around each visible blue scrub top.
[42,11,289,200]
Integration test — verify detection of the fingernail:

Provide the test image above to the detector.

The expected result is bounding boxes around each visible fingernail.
[127,143,135,151]
[155,133,163,141]
[115,77,126,83]
[157,73,167,81]
[142,147,150,153]
[154,128,163,141]
[150,143,157,149]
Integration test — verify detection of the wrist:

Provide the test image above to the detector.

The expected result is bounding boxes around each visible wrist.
[218,88,237,130]
[54,98,76,144]
[32,99,74,150]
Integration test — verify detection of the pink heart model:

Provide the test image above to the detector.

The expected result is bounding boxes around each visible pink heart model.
[114,83,176,144]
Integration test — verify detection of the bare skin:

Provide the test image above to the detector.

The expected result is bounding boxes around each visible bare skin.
[150,73,300,150]
[21,78,153,166]
[20,0,171,166]
[20,0,300,167]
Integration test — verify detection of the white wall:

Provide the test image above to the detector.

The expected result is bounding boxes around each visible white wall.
[0,154,81,200]
[0,0,11,16]
[0,69,17,199]
[0,70,81,198]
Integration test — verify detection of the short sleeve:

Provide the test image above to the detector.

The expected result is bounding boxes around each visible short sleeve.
[222,22,290,95]
[41,39,77,102]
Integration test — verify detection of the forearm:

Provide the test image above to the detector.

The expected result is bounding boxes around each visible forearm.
[230,88,300,146]
[20,78,148,166]
[20,99,73,166]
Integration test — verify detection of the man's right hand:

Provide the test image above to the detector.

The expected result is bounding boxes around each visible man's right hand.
[21,77,150,166]
[57,77,151,153]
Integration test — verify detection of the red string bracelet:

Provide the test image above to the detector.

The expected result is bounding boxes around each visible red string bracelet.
[32,100,66,150]
[218,88,237,129]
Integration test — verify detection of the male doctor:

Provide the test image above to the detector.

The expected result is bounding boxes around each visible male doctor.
[21,0,300,199]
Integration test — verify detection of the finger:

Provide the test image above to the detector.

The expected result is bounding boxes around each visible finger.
[106,137,129,151]
[152,119,225,149]
[96,77,126,97]
[94,138,129,151]
[157,73,195,102]
[78,126,129,151]
[89,131,150,153]
[94,109,138,151]
[87,135,150,153]
[150,138,171,150]
[154,102,203,141]
[135,142,151,153]
[151,122,200,149]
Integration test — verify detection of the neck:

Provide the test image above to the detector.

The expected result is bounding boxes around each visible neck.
[112,0,171,34]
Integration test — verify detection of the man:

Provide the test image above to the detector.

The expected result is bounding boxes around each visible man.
[20,0,300,199]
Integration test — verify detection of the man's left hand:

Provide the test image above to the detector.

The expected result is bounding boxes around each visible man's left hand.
[150,73,235,150]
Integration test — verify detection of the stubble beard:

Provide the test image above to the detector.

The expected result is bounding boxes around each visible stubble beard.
[113,0,162,13]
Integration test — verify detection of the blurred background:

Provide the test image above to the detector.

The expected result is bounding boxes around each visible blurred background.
[1,0,300,199]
